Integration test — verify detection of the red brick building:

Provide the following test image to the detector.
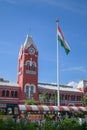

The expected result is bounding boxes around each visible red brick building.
[0,35,86,111]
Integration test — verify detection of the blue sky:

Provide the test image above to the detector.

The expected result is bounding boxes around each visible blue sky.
[0,0,87,87]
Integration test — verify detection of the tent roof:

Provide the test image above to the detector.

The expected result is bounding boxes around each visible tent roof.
[18,105,87,112]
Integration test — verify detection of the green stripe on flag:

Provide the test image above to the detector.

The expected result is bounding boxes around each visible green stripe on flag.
[58,35,70,54]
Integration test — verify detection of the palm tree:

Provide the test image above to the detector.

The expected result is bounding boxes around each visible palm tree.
[40,92,49,104]
[83,94,87,106]
[53,91,57,105]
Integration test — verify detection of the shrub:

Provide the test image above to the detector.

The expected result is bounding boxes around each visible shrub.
[0,117,87,130]
[59,118,81,130]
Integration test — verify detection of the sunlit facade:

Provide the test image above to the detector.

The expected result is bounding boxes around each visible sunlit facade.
[0,35,86,110]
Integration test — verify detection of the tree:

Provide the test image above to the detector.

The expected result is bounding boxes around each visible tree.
[53,91,57,105]
[40,92,49,104]
[25,98,38,105]
[83,94,87,106]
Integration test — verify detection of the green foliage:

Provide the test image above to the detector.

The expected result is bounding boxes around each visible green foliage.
[43,121,58,130]
[83,94,87,106]
[81,122,87,130]
[25,98,38,105]
[52,91,57,104]
[59,118,82,130]
[0,119,5,130]
[0,119,37,130]
[40,91,58,105]
[74,112,85,118]
[40,91,49,102]
[0,117,87,130]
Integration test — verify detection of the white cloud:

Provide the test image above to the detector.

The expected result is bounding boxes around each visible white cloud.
[67,81,78,88]
[61,66,86,72]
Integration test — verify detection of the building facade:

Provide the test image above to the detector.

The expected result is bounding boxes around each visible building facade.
[0,35,86,111]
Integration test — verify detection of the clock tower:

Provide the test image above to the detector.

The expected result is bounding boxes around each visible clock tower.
[17,35,39,101]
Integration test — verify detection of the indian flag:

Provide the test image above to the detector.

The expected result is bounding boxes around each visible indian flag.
[58,26,70,54]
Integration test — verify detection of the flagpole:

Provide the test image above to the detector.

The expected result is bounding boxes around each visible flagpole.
[56,18,60,106]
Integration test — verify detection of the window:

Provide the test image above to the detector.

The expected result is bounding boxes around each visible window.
[15,91,18,97]
[65,95,68,100]
[60,94,64,100]
[11,91,15,97]
[30,86,34,98]
[32,63,35,71]
[30,86,34,94]
[2,90,10,97]
[77,96,79,101]
[67,95,70,100]
[73,95,75,101]
[26,60,36,74]
[71,95,73,100]
[2,90,5,97]
[6,90,9,97]
[26,61,30,70]
[78,96,81,101]
[71,95,75,101]
[25,84,35,99]
[26,86,29,98]
[11,91,18,98]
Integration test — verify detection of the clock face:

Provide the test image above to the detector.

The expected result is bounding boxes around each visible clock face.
[29,47,35,54]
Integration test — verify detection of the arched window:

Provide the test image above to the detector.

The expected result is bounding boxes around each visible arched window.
[26,61,30,70]
[25,84,36,99]
[61,94,64,100]
[15,91,18,97]
[2,90,5,97]
[30,86,34,98]
[73,95,75,101]
[25,86,29,98]
[11,91,14,97]
[71,95,73,100]
[77,96,78,101]
[65,95,67,100]
[6,90,9,97]
[32,62,35,71]
[30,86,34,94]
[67,95,70,100]
[11,91,18,98]
[78,96,81,101]
[26,60,36,74]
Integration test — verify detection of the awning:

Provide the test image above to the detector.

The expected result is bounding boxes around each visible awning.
[18,105,87,112]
